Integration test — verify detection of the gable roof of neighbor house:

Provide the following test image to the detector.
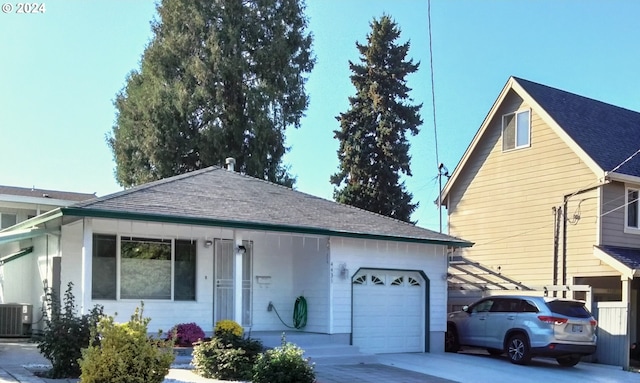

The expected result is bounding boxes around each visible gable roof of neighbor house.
[515,77,640,178]
[5,167,472,247]
[0,185,96,202]
[442,76,640,201]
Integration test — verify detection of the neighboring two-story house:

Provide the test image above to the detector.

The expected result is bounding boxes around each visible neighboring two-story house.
[0,185,96,230]
[441,76,640,367]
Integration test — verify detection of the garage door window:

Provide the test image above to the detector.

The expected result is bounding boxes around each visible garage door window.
[352,274,385,285]
[353,275,367,284]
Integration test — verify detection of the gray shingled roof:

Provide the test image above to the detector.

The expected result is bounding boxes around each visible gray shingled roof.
[70,167,470,246]
[515,77,640,178]
[0,185,96,201]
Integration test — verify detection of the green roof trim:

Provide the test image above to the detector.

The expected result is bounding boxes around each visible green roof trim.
[60,207,472,248]
[0,208,63,233]
[0,246,34,266]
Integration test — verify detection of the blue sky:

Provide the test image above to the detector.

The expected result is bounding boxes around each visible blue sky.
[2,0,640,232]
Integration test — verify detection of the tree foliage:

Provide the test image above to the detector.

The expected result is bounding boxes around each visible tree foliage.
[331,15,422,222]
[108,0,314,187]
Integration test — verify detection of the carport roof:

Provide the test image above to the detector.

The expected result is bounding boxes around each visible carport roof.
[3,167,472,247]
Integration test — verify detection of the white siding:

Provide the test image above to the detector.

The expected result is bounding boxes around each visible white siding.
[60,218,331,334]
[250,233,329,333]
[329,237,448,351]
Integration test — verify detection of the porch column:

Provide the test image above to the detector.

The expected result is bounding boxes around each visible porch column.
[234,234,243,325]
[622,276,631,370]
[81,219,93,314]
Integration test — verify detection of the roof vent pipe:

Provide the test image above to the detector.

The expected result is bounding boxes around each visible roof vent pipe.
[225,157,236,172]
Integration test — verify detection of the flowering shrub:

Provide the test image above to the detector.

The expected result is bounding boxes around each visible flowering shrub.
[214,319,243,337]
[168,322,205,346]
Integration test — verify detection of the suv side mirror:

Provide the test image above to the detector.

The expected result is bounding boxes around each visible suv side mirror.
[462,305,469,313]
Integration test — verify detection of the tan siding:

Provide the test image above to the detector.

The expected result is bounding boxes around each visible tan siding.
[448,91,617,290]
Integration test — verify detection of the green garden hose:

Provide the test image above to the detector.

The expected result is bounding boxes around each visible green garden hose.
[271,296,307,329]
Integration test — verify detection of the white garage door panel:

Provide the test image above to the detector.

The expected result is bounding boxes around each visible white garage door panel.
[352,270,426,354]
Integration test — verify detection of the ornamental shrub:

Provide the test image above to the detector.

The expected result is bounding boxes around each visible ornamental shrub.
[192,333,263,381]
[37,282,104,378]
[214,319,244,337]
[252,334,315,383]
[79,304,175,383]
[168,322,205,346]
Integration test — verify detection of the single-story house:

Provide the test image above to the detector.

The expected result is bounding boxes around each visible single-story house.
[0,161,471,354]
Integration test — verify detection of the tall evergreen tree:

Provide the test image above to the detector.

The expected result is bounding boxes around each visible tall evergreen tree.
[331,15,422,223]
[108,0,314,187]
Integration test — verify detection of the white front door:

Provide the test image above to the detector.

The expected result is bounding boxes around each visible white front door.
[352,269,426,353]
[214,239,253,326]
[214,239,234,323]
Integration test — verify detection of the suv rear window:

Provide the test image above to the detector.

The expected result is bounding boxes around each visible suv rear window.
[546,300,591,318]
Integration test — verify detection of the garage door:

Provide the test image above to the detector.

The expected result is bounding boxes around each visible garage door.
[352,269,426,353]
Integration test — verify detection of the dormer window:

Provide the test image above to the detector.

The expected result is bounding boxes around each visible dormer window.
[626,188,639,230]
[502,110,530,151]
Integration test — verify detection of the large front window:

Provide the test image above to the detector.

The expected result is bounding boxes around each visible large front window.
[121,237,172,300]
[627,188,639,229]
[92,234,196,301]
[502,110,530,151]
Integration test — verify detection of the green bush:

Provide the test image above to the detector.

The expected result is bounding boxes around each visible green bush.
[252,335,315,383]
[37,282,104,378]
[192,333,263,381]
[79,304,175,383]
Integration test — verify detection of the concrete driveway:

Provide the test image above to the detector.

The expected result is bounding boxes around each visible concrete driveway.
[376,351,640,383]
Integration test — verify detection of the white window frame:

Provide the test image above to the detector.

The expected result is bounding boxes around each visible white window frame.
[91,233,197,301]
[502,109,531,151]
[625,187,640,234]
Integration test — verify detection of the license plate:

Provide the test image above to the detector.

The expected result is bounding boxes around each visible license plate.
[571,324,583,333]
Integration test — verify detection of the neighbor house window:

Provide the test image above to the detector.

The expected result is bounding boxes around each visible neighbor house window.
[627,188,639,229]
[0,213,16,229]
[502,110,530,151]
[91,234,197,301]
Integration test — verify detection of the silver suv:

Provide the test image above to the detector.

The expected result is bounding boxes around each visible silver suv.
[445,295,597,366]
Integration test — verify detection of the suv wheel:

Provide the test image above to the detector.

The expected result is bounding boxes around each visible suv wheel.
[507,334,531,365]
[556,354,581,367]
[445,324,460,353]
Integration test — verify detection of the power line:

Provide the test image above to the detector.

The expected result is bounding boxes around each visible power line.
[427,0,445,232]
[609,147,640,174]
[427,0,438,169]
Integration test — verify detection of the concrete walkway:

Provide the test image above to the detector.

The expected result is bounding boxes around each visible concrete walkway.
[4,338,639,383]
[0,339,454,383]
